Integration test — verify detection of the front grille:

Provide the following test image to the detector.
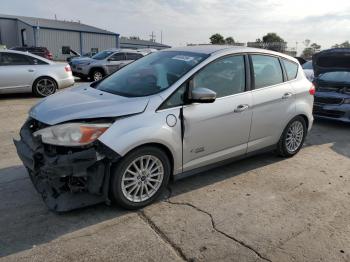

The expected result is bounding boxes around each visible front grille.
[313,107,345,118]
[314,96,343,105]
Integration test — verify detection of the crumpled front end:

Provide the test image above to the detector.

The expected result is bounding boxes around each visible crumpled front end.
[14,118,120,212]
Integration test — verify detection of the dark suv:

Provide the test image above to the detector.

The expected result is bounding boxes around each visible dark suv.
[11,46,53,60]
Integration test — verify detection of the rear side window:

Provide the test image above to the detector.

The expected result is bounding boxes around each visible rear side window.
[26,56,48,65]
[109,53,125,61]
[251,55,283,89]
[192,55,246,98]
[126,53,143,60]
[282,59,298,80]
[0,53,31,65]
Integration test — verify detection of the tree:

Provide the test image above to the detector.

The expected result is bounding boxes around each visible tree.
[210,33,225,44]
[262,33,284,43]
[225,37,235,45]
[301,43,321,59]
[332,41,350,48]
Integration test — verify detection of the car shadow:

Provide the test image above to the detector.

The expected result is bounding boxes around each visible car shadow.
[0,93,37,100]
[306,119,350,158]
[0,152,283,257]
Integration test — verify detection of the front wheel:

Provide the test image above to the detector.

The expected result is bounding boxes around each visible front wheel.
[90,69,105,81]
[276,116,307,157]
[110,146,171,209]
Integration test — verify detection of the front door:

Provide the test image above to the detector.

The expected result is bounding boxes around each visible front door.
[182,55,253,171]
[106,52,126,74]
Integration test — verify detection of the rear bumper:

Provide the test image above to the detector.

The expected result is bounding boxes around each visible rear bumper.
[13,119,120,212]
[313,103,350,123]
[57,75,75,89]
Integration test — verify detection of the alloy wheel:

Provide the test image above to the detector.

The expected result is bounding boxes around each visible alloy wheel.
[285,120,304,153]
[36,78,56,96]
[93,71,103,81]
[121,155,164,203]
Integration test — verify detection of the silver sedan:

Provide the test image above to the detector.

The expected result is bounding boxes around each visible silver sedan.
[0,50,74,97]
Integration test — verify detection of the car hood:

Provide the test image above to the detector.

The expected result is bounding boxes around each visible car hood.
[29,85,149,125]
[71,57,95,65]
[313,48,350,77]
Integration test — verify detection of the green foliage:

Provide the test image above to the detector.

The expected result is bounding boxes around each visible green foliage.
[210,33,225,44]
[332,41,350,48]
[262,33,284,43]
[225,37,235,45]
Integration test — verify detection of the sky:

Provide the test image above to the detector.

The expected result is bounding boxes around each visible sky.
[2,0,350,54]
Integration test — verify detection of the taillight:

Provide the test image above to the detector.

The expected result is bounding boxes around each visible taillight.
[309,84,316,95]
[65,65,72,72]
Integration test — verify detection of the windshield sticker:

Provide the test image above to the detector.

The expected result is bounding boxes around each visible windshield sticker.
[172,55,195,62]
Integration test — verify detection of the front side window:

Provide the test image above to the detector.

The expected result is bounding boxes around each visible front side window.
[95,51,208,97]
[0,53,30,66]
[192,55,246,98]
[282,59,298,80]
[92,51,114,60]
[251,55,283,89]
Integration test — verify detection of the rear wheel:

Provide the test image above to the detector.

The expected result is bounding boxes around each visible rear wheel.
[276,116,307,157]
[33,77,57,97]
[90,69,105,81]
[110,146,171,209]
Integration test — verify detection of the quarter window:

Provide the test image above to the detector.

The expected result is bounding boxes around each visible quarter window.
[251,55,283,89]
[282,59,298,80]
[192,55,246,98]
[159,83,186,110]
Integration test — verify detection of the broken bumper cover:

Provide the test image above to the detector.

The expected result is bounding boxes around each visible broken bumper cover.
[13,119,120,212]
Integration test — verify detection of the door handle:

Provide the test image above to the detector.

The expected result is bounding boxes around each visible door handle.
[234,104,249,113]
[282,92,293,99]
[28,69,35,72]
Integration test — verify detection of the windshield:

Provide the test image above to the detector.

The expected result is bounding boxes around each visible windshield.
[302,61,313,70]
[318,71,350,83]
[92,51,114,60]
[95,51,209,97]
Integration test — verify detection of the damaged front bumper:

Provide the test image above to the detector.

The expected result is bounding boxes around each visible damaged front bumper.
[13,118,120,212]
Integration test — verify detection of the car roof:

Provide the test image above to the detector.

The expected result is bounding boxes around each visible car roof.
[0,49,54,64]
[162,45,297,62]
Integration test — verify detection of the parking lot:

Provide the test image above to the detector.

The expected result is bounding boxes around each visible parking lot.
[0,83,349,262]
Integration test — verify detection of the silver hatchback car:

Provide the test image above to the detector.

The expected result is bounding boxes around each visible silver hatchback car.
[14,46,314,211]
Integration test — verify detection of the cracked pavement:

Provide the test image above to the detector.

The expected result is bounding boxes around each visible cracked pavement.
[0,89,350,262]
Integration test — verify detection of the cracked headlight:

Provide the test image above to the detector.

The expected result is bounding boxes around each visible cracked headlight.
[33,123,111,146]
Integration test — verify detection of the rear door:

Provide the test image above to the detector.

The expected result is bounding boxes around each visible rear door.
[248,54,296,152]
[105,52,126,74]
[0,52,35,93]
[182,54,253,171]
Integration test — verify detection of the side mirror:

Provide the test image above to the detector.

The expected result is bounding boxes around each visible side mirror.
[190,87,216,103]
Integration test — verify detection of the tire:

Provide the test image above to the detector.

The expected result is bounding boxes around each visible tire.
[276,116,307,157]
[110,146,171,209]
[33,77,57,97]
[90,69,105,81]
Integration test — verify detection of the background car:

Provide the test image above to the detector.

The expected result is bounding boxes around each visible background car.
[69,48,150,81]
[11,46,53,60]
[0,50,74,97]
[66,49,98,63]
[313,48,350,122]
[302,60,314,81]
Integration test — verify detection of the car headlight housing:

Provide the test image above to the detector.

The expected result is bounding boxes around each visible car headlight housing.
[33,123,111,146]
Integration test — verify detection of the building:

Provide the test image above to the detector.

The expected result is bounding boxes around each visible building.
[120,38,170,50]
[0,14,119,60]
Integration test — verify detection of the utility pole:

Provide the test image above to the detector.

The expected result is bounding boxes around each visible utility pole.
[149,31,156,42]
[160,30,163,44]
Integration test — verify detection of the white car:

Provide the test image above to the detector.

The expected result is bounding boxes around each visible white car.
[302,61,314,82]
[0,50,74,97]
